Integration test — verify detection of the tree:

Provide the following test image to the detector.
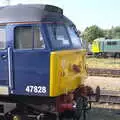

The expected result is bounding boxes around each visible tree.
[112,26,120,39]
[82,25,104,43]
[103,29,113,39]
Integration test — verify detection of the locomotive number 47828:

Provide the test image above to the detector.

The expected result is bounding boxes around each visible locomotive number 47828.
[25,86,47,94]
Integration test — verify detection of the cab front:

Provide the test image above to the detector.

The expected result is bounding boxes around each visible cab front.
[47,23,87,97]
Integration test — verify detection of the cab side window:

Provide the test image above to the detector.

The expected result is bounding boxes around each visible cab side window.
[0,26,6,49]
[33,26,45,48]
[47,24,70,49]
[67,26,81,48]
[14,26,45,49]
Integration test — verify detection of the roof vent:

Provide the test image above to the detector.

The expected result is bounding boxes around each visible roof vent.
[45,5,63,14]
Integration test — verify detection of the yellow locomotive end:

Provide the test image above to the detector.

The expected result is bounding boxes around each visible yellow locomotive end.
[92,39,100,53]
[50,49,87,97]
[92,40,100,53]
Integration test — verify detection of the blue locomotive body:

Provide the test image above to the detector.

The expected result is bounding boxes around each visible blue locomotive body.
[0,5,71,97]
[0,24,51,96]
[0,4,89,119]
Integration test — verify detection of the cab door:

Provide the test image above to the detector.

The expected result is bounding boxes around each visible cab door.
[12,24,50,96]
[0,26,9,95]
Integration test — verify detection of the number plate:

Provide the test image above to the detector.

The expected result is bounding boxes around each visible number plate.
[25,86,47,94]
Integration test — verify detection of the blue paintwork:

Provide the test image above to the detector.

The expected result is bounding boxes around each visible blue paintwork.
[0,24,51,96]
[0,23,82,96]
[0,26,9,86]
[0,50,8,86]
[12,49,50,96]
[0,4,83,98]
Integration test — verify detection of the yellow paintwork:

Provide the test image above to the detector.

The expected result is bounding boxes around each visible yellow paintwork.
[50,49,87,97]
[92,40,100,53]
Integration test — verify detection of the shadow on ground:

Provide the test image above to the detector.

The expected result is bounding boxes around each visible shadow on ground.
[87,107,120,120]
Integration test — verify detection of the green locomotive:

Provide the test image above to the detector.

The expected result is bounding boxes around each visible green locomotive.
[92,38,120,57]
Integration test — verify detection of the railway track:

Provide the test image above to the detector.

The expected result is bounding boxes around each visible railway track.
[88,68,120,77]
[88,89,120,104]
[89,95,120,104]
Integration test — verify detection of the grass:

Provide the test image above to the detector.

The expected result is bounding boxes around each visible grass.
[86,57,120,69]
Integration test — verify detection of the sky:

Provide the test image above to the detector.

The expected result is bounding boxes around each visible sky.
[0,0,120,31]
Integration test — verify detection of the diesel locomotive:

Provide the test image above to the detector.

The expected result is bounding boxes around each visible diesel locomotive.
[92,38,120,57]
[0,4,89,120]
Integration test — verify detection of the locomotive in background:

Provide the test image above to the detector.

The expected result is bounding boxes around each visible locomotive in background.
[91,38,120,58]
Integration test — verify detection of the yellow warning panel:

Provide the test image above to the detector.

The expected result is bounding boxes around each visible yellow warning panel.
[50,49,87,97]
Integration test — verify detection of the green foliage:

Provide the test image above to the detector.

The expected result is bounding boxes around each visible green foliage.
[112,26,120,39]
[82,25,120,43]
[82,25,104,43]
[103,29,112,39]
[103,26,120,39]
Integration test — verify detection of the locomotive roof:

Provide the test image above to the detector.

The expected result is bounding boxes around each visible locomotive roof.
[0,4,73,25]
[94,38,120,42]
[104,39,120,42]
[94,38,105,41]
